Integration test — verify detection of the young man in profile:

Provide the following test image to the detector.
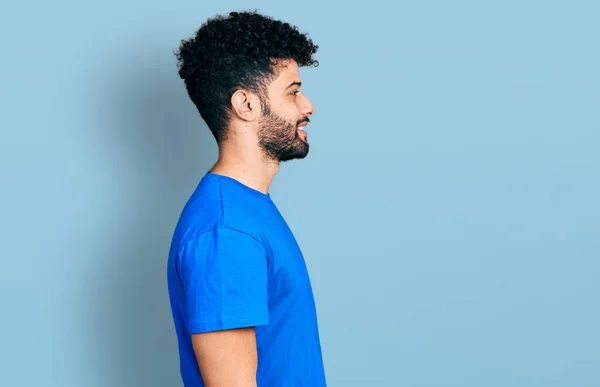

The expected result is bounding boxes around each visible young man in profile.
[166,10,326,387]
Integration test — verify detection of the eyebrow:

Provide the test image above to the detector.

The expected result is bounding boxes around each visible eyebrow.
[286,81,302,89]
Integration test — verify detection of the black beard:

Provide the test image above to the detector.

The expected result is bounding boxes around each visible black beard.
[257,104,309,162]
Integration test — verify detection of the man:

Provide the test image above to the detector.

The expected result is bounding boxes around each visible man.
[166,10,326,387]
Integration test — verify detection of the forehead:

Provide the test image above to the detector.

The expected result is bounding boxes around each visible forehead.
[270,59,300,88]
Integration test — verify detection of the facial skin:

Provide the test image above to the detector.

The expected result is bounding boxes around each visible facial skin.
[258,60,315,162]
[212,59,315,194]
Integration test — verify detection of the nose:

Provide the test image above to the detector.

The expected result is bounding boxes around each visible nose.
[301,94,314,116]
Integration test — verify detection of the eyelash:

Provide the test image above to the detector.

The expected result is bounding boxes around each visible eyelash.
[291,90,300,96]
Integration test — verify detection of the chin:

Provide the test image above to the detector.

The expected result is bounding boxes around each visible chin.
[279,146,309,162]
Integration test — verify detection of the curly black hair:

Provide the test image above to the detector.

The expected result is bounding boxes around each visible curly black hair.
[175,10,319,143]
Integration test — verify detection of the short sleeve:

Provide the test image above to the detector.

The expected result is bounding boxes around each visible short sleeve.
[178,227,269,334]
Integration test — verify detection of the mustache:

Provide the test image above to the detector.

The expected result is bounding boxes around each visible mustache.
[297,117,310,125]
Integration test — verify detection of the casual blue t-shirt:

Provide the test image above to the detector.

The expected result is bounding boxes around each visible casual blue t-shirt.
[167,172,326,386]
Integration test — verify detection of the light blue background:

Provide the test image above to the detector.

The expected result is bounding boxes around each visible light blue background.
[1,1,598,386]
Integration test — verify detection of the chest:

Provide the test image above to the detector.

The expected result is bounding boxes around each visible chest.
[262,218,312,300]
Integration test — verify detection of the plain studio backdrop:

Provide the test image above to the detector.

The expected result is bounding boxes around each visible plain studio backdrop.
[1,1,598,386]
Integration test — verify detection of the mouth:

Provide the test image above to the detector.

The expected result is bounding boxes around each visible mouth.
[296,120,309,136]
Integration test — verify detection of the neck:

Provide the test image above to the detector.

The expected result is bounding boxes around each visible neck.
[209,138,279,195]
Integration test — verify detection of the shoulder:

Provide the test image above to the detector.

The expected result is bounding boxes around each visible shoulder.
[182,226,264,252]
[173,174,274,251]
[177,227,268,278]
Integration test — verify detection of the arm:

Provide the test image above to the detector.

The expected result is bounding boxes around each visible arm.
[192,327,259,387]
[178,228,269,387]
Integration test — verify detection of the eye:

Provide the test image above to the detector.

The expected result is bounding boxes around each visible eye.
[291,90,301,96]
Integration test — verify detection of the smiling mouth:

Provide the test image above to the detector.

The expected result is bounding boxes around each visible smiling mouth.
[297,120,309,132]
[297,126,307,136]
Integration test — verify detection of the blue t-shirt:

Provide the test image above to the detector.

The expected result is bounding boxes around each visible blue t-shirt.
[167,172,326,386]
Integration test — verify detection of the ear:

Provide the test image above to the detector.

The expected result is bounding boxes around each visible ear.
[230,89,260,122]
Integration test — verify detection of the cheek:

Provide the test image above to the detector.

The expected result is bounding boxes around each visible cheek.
[279,102,301,120]
[292,100,304,117]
